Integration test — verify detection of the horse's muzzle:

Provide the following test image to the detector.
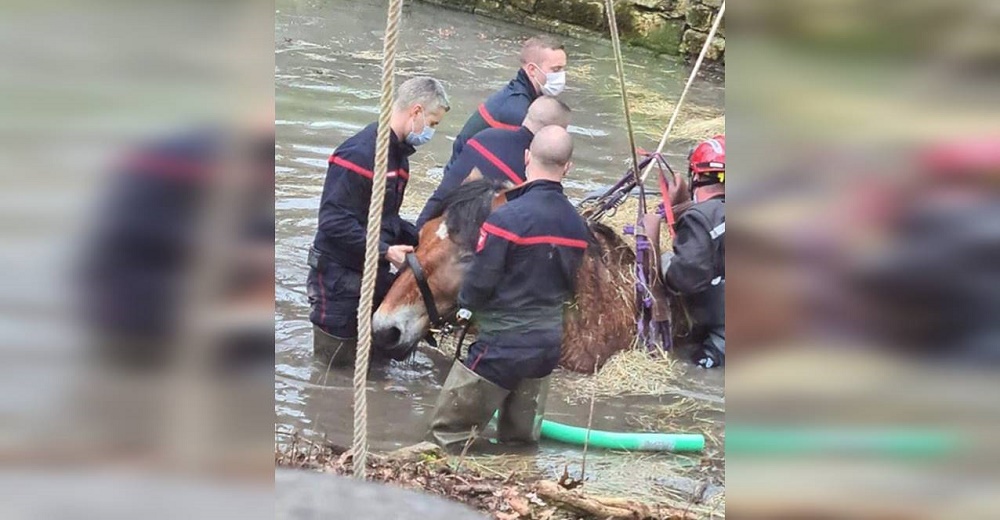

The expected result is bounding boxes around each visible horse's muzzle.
[372,325,417,361]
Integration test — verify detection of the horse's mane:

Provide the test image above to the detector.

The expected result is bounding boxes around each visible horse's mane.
[434,179,506,251]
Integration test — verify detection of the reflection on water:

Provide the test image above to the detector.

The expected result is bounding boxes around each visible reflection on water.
[275,0,724,502]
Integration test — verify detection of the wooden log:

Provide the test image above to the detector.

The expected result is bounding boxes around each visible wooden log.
[535,480,697,520]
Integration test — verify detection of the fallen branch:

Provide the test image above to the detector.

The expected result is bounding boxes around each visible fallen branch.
[536,480,697,520]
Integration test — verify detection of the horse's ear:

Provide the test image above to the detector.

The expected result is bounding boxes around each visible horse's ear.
[463,167,484,184]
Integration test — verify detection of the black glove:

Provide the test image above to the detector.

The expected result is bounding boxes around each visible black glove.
[692,345,724,369]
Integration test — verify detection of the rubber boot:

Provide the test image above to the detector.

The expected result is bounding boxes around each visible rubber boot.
[497,376,550,444]
[313,325,357,367]
[427,361,509,451]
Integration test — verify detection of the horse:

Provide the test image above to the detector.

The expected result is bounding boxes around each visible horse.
[371,179,639,373]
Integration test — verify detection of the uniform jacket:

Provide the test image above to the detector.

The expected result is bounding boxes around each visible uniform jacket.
[313,123,419,272]
[459,180,590,338]
[665,195,725,328]
[442,69,539,180]
[416,126,532,228]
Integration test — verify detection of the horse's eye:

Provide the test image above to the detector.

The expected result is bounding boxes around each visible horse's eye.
[458,252,475,264]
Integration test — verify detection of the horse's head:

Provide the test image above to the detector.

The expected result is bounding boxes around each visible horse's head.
[373,179,508,355]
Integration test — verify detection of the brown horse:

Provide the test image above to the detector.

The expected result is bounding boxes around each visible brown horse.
[371,179,638,373]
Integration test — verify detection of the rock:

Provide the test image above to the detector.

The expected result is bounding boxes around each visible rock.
[615,4,684,55]
[661,0,690,19]
[680,29,725,61]
[384,441,444,463]
[685,4,715,32]
[277,469,487,519]
[510,0,537,13]
[701,0,722,8]
[630,0,667,9]
[535,0,606,31]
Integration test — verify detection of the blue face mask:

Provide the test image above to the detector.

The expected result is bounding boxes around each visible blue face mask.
[406,110,434,146]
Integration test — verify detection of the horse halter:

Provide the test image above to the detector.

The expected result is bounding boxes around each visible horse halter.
[404,252,444,329]
[403,251,471,356]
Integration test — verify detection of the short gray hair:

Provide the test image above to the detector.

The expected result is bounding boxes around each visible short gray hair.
[393,76,450,112]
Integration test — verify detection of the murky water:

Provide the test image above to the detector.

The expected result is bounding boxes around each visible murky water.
[275,0,724,504]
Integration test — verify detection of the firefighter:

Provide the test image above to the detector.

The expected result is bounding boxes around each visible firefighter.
[662,135,726,368]
[308,77,450,365]
[439,35,567,185]
[415,96,572,228]
[427,126,590,450]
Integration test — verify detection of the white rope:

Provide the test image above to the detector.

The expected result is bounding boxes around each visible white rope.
[352,0,404,480]
[640,1,725,184]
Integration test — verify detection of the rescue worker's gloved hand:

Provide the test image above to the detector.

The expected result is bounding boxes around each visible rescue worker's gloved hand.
[668,171,691,207]
[693,346,724,369]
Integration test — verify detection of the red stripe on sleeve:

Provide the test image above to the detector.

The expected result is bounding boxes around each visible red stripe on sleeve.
[481,222,588,249]
[477,104,521,131]
[329,156,374,179]
[467,138,523,185]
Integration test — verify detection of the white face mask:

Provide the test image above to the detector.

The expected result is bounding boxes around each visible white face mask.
[530,63,566,96]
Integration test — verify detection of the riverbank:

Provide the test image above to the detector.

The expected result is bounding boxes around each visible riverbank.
[276,436,720,519]
[415,0,725,68]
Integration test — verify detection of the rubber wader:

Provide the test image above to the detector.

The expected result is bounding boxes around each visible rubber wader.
[313,324,357,367]
[427,360,509,450]
[497,376,550,444]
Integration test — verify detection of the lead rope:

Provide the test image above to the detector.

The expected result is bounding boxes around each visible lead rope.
[352,0,404,480]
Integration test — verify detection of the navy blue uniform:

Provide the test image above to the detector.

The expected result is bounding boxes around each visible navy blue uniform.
[459,180,590,390]
[442,69,538,184]
[416,126,532,228]
[664,195,725,360]
[308,123,418,339]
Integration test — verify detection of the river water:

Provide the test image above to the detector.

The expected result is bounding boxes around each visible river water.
[275,0,724,506]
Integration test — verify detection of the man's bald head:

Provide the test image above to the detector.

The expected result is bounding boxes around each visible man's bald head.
[525,125,574,182]
[523,96,572,133]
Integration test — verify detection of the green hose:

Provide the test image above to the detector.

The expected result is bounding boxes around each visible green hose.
[539,419,705,453]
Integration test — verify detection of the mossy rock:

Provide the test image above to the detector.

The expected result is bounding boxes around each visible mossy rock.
[639,17,684,55]
[510,0,537,13]
[615,4,684,55]
[680,29,725,61]
[701,0,722,8]
[685,4,715,32]
[535,0,606,31]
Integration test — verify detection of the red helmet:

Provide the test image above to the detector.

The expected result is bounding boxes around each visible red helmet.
[689,135,726,176]
[921,138,1000,179]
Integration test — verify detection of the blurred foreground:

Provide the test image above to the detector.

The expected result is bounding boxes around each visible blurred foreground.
[0,1,274,517]
[726,0,1000,517]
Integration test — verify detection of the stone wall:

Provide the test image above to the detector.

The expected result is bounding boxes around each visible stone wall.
[416,0,724,62]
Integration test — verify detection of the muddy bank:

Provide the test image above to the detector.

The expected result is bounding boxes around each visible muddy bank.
[416,0,725,63]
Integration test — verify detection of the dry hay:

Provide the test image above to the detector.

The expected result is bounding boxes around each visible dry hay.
[624,82,723,143]
[561,221,638,373]
[562,348,684,403]
[597,196,675,253]
[671,116,725,142]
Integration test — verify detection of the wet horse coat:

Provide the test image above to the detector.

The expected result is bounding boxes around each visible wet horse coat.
[373,180,637,373]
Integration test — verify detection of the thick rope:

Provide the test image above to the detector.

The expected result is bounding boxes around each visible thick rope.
[639,0,725,184]
[604,0,643,214]
[352,0,404,480]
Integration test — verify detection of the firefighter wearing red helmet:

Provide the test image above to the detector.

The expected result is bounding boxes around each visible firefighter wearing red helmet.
[661,135,726,368]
